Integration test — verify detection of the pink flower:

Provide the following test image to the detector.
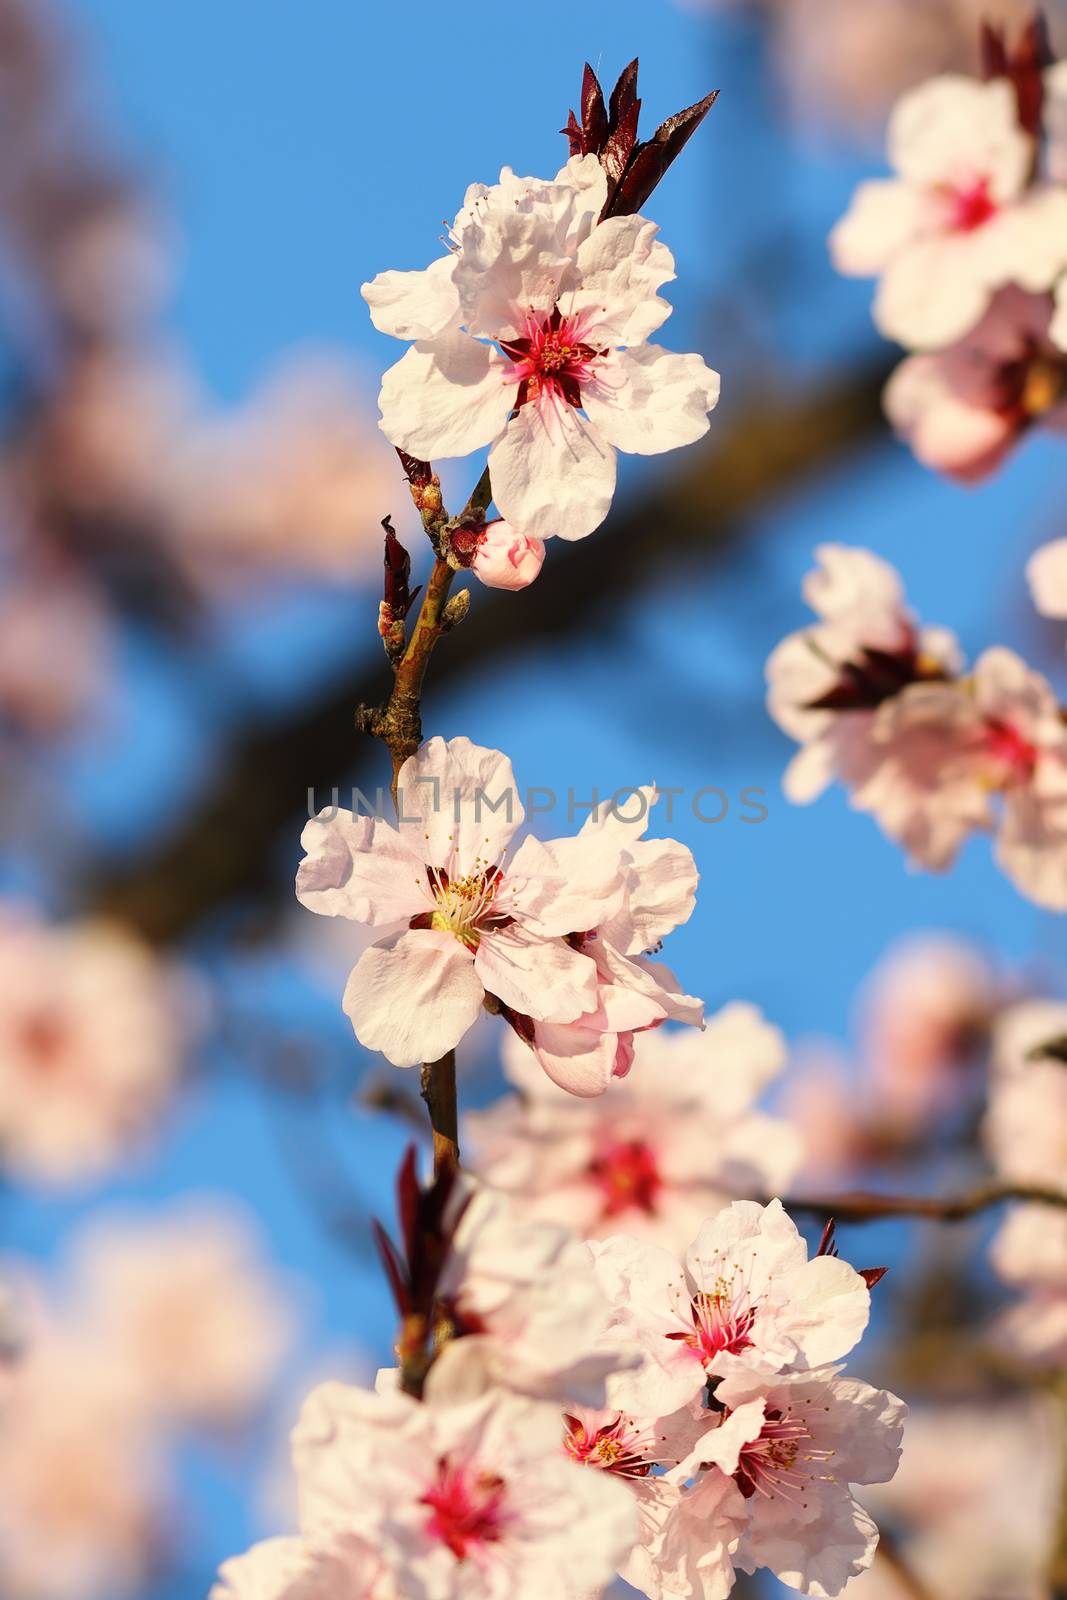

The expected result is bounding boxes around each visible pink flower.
[0,905,191,1187]
[831,73,1067,350]
[465,1004,802,1249]
[564,1401,745,1600]
[428,1180,634,1407]
[766,544,961,810]
[687,1365,906,1597]
[69,1198,294,1428]
[458,520,545,591]
[296,742,699,1084]
[211,1535,390,1600]
[884,287,1067,481]
[363,157,720,541]
[592,1200,871,1416]
[286,1379,636,1599]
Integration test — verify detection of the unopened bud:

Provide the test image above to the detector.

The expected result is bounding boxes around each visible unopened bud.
[442,588,471,629]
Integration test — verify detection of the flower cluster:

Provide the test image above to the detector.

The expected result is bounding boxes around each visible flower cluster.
[216,1188,903,1599]
[831,20,1067,480]
[767,543,1067,907]
[297,736,701,1092]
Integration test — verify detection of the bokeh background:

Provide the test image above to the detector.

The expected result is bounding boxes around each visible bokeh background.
[3,0,1067,1596]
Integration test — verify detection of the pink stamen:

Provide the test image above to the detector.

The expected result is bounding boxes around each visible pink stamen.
[420,1458,509,1561]
[588,1138,663,1219]
[734,1407,834,1502]
[947,176,997,233]
[984,716,1037,782]
[563,1413,655,1479]
[499,306,604,411]
[666,1283,758,1365]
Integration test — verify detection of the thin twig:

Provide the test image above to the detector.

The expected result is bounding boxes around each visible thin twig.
[779,1182,1067,1224]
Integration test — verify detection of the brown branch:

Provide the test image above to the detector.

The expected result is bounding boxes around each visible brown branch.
[780,1182,1067,1224]
[421,1050,459,1174]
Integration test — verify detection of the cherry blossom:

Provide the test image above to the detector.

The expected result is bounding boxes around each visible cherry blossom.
[465,1004,802,1249]
[428,1180,634,1406]
[284,1378,636,1600]
[831,73,1067,350]
[686,1365,906,1597]
[0,904,191,1187]
[363,155,720,541]
[884,287,1067,481]
[68,1197,294,1428]
[765,543,961,812]
[297,740,698,1083]
[592,1199,871,1415]
[564,1401,746,1600]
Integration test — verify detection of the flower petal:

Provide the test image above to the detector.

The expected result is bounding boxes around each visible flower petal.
[395,736,523,874]
[489,404,616,542]
[581,345,720,457]
[559,215,676,346]
[377,331,513,460]
[360,253,459,340]
[344,929,483,1067]
[475,927,598,1022]
[829,179,928,277]
[296,810,424,925]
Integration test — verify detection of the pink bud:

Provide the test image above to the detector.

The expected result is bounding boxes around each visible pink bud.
[471,519,545,591]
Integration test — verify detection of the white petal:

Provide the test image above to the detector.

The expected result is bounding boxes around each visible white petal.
[395,736,523,875]
[295,810,424,925]
[874,235,993,349]
[888,75,1030,201]
[559,214,676,346]
[829,179,928,276]
[489,403,616,541]
[581,344,720,457]
[531,1020,620,1097]
[475,927,598,1022]
[344,929,483,1067]
[360,253,459,340]
[1028,538,1067,621]
[377,331,513,459]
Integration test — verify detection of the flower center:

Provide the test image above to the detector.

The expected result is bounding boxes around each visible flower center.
[499,307,602,411]
[733,1406,833,1501]
[666,1280,758,1366]
[946,176,997,233]
[420,1458,509,1561]
[983,717,1038,786]
[563,1413,654,1479]
[411,865,510,951]
[588,1138,663,1219]
[18,1010,68,1074]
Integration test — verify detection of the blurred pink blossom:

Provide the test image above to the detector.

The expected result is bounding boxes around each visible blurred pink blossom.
[69,1197,295,1428]
[465,1004,801,1249]
[0,904,192,1187]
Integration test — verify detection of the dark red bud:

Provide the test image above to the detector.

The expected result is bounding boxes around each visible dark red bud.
[860,1267,889,1290]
